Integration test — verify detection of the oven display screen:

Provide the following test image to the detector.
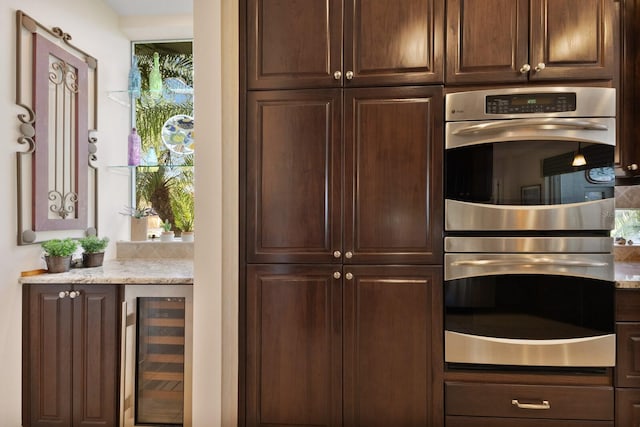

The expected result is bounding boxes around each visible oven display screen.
[486,93,577,114]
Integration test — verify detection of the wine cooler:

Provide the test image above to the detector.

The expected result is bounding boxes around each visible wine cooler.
[121,285,193,427]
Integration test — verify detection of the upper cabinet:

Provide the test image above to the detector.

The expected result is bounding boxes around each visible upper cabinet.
[619,0,640,174]
[446,0,615,84]
[247,0,444,89]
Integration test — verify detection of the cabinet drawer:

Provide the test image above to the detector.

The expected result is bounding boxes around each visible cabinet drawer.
[616,289,640,321]
[446,416,613,427]
[446,382,614,420]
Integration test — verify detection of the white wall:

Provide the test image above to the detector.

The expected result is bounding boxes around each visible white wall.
[0,1,130,424]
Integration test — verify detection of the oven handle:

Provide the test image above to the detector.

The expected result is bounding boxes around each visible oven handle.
[451,258,609,267]
[451,118,609,135]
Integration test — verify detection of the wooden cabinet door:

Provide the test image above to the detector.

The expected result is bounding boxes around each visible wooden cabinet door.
[23,285,73,427]
[617,323,640,389]
[245,264,342,427]
[344,0,444,86]
[23,285,120,427]
[616,389,640,427]
[344,86,443,265]
[246,0,342,89]
[72,285,120,427]
[529,0,615,81]
[246,89,342,264]
[619,0,640,174]
[343,266,443,427]
[446,0,529,84]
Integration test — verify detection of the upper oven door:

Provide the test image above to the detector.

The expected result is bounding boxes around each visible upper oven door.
[445,120,615,232]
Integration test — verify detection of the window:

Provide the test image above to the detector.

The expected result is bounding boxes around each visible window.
[130,41,194,238]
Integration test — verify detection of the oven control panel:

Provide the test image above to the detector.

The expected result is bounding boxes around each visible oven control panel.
[486,92,577,114]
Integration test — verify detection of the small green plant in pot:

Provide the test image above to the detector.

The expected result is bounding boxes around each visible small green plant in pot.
[41,238,78,273]
[78,235,110,268]
[160,219,174,242]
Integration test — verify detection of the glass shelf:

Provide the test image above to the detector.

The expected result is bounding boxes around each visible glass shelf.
[107,89,194,108]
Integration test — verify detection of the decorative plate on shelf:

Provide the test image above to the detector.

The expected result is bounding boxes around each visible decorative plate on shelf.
[161,114,194,155]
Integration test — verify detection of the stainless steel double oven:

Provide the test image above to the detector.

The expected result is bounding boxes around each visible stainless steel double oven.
[444,87,616,371]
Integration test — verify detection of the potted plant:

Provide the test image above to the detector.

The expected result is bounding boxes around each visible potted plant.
[121,206,157,241]
[180,219,194,242]
[41,238,78,273]
[160,219,174,242]
[78,235,110,267]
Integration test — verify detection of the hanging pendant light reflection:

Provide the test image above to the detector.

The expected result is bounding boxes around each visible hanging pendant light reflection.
[572,143,587,167]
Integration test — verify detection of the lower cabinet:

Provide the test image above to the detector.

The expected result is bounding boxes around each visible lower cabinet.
[245,264,443,427]
[22,284,122,427]
[616,289,640,426]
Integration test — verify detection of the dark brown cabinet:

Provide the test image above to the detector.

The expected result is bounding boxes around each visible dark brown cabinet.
[616,289,640,425]
[245,264,442,427]
[22,284,121,427]
[619,0,640,174]
[247,86,443,265]
[246,0,444,89]
[446,0,616,84]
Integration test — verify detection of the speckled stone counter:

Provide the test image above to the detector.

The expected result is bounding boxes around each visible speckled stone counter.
[615,262,640,289]
[19,259,193,285]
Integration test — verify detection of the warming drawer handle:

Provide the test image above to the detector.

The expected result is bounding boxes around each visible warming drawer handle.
[452,119,608,135]
[451,259,609,267]
[511,399,551,410]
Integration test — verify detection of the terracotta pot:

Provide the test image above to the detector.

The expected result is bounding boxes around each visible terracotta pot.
[45,255,72,273]
[82,252,105,268]
[130,217,148,241]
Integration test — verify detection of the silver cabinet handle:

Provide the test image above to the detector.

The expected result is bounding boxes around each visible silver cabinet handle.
[627,164,638,171]
[69,290,81,299]
[59,291,68,299]
[333,71,342,80]
[333,271,341,279]
[519,63,531,73]
[345,272,353,280]
[345,71,354,80]
[345,251,353,259]
[511,399,550,410]
[534,62,546,72]
[333,250,341,258]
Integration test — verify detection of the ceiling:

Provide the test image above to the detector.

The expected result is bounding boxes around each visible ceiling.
[104,0,192,16]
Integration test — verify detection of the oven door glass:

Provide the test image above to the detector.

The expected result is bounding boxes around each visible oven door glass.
[445,139,615,206]
[444,274,615,367]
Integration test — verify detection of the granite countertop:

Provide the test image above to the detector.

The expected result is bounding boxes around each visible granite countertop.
[19,258,193,285]
[615,261,640,289]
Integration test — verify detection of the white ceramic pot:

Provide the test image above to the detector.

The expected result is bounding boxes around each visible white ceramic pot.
[160,231,175,242]
[181,231,194,242]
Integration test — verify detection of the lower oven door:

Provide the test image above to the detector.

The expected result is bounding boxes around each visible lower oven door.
[444,251,615,368]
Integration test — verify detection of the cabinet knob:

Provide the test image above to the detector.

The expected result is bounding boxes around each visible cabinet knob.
[333,250,341,258]
[345,272,353,280]
[628,164,639,171]
[519,64,531,73]
[58,291,68,299]
[333,71,342,80]
[345,251,353,259]
[534,62,546,72]
[69,291,80,299]
[345,71,354,80]
[333,271,341,279]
